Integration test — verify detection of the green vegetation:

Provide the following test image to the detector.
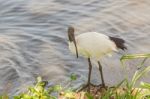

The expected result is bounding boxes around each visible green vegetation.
[0,54,150,99]
[14,77,56,99]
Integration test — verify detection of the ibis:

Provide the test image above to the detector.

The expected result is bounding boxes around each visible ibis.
[67,26,126,91]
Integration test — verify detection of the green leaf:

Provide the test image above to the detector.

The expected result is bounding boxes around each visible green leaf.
[120,54,150,62]
[1,95,9,99]
[64,91,75,98]
[53,85,62,91]
[38,81,48,87]
[35,86,44,93]
[37,76,42,83]
[48,85,62,93]
[22,94,31,98]
[70,73,77,81]
[85,93,94,99]
[141,82,150,89]
[131,66,150,88]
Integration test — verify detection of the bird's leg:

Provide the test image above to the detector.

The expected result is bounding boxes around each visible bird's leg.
[87,58,92,91]
[78,58,92,92]
[98,61,105,87]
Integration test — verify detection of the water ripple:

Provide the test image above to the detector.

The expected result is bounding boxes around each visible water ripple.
[0,0,150,95]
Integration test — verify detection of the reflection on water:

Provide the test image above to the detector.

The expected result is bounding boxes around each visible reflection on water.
[0,0,150,95]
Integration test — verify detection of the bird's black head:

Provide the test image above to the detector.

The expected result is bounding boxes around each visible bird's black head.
[68,26,75,42]
[67,26,78,58]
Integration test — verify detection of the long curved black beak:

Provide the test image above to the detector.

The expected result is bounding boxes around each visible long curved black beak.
[68,26,78,58]
[73,39,78,58]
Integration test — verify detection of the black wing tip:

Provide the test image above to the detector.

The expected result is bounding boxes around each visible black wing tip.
[121,45,127,50]
[109,36,127,51]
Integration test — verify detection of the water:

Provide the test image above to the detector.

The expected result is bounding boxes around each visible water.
[0,0,150,95]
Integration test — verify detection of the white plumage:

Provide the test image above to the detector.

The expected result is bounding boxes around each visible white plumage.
[69,32,117,59]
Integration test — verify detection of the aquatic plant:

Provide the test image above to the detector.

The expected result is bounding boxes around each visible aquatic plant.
[1,54,150,99]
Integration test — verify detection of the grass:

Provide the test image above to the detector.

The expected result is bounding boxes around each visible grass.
[1,53,150,99]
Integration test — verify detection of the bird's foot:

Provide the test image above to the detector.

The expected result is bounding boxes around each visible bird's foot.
[94,84,107,94]
[98,84,106,88]
[78,83,98,92]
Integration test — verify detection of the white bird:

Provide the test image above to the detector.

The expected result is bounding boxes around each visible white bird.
[67,26,126,91]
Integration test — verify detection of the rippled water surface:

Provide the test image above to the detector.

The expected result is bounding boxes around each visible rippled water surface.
[0,0,150,95]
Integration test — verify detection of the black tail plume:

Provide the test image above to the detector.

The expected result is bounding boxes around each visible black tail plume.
[109,36,127,50]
